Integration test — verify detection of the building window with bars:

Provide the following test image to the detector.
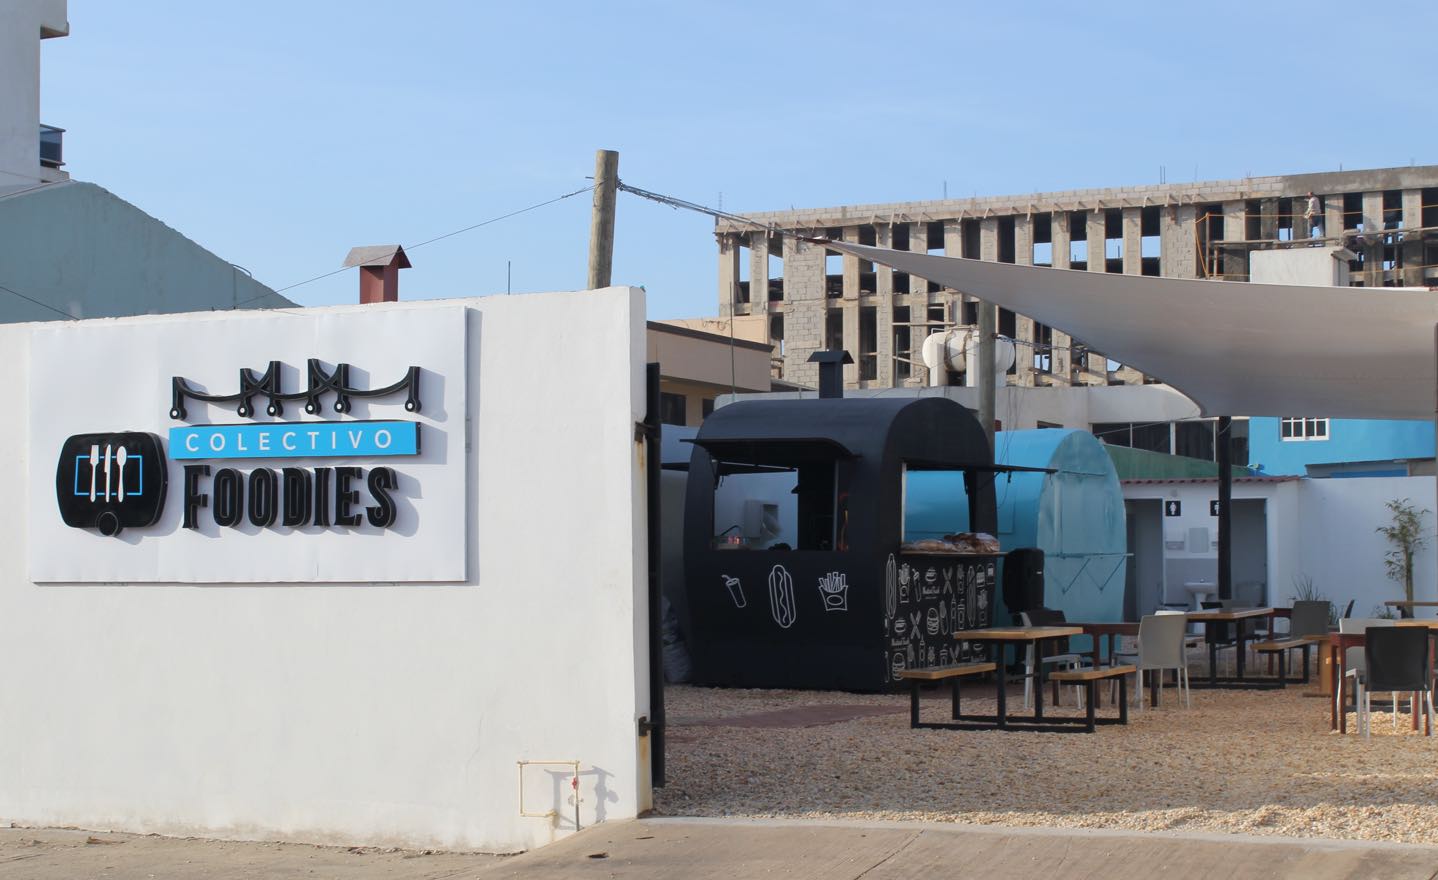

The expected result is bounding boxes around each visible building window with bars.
[1280,417,1329,441]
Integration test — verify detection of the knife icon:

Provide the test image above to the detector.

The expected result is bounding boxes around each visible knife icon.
[88,444,100,502]
[102,444,112,502]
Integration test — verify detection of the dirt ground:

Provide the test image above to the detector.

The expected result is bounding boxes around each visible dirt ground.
[654,679,1438,843]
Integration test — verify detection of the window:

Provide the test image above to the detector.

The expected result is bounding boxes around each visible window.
[659,392,687,426]
[1280,417,1329,441]
[708,448,854,551]
[702,398,715,419]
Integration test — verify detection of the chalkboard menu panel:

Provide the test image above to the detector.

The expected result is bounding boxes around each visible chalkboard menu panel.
[886,553,996,684]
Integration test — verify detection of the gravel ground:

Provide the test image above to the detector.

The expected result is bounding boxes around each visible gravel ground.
[655,677,1438,844]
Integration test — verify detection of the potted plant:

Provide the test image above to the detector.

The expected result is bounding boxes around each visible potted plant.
[1376,498,1430,612]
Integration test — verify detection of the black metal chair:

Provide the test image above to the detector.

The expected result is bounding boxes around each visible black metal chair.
[1360,627,1434,738]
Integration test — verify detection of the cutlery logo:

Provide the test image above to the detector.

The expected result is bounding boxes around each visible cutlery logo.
[55,432,168,537]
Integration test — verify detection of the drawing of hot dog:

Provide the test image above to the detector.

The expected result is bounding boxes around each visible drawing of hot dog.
[768,565,797,629]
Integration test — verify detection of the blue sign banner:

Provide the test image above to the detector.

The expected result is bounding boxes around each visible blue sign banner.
[169,421,420,460]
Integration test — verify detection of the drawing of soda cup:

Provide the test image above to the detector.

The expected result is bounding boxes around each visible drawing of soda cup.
[885,554,897,618]
[720,574,746,608]
[768,565,797,629]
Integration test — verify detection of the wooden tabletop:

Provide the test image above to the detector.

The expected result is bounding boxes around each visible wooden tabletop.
[1187,607,1274,622]
[953,626,1083,641]
[1072,621,1140,635]
[1385,601,1438,607]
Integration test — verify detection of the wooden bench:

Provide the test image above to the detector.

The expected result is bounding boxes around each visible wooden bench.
[899,662,999,729]
[1048,665,1136,731]
[1253,638,1313,685]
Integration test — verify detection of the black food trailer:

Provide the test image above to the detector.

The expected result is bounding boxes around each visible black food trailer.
[682,393,1005,692]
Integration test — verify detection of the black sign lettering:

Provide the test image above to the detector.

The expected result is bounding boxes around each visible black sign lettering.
[248,468,278,527]
[312,467,332,527]
[281,468,312,527]
[366,467,398,528]
[213,468,244,527]
[334,466,362,527]
[182,464,210,530]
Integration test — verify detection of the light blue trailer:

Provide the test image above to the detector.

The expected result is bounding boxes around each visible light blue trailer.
[904,429,1127,626]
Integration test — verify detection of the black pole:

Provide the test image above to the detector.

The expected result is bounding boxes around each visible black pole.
[643,362,665,786]
[1217,415,1233,601]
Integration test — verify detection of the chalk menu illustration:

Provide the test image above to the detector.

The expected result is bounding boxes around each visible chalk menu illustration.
[885,553,996,682]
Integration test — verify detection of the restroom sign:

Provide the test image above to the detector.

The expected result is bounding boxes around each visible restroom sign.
[1210,499,1221,516]
[1164,500,1182,517]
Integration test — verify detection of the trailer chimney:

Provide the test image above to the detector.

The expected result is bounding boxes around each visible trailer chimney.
[807,350,853,399]
[342,245,411,303]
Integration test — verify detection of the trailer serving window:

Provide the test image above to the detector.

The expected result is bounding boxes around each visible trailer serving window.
[695,438,856,551]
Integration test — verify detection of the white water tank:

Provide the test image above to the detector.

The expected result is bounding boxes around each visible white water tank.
[922,329,1016,387]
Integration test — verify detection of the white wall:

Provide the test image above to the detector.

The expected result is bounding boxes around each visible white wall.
[1122,476,1438,618]
[0,0,65,189]
[1298,477,1438,616]
[0,288,650,853]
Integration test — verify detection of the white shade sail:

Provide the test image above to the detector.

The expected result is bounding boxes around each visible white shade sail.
[822,241,1437,420]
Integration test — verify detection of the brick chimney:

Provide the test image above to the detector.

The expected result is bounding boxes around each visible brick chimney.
[342,245,411,303]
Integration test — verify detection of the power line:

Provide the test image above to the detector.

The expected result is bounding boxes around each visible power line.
[0,280,77,320]
[233,184,596,308]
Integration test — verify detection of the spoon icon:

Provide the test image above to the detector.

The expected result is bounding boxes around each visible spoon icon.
[88,445,100,502]
[115,446,128,502]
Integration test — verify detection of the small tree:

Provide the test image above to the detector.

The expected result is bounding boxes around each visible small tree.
[1377,498,1431,604]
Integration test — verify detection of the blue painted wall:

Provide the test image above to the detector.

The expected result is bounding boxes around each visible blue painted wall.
[904,429,1128,633]
[1248,417,1434,477]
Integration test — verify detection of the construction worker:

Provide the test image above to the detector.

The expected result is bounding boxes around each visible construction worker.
[1304,191,1323,237]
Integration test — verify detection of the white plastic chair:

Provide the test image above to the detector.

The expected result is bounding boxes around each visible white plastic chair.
[1131,613,1190,711]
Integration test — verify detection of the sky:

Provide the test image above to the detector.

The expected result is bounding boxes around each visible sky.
[41,1,1438,320]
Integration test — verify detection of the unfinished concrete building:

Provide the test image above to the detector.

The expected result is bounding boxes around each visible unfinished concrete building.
[716,165,1438,391]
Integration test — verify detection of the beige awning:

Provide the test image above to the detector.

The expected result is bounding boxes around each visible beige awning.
[821,241,1437,420]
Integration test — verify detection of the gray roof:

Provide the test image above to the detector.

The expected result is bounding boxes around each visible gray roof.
[342,245,411,269]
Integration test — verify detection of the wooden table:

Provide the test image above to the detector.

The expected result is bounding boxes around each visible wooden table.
[954,626,1091,731]
[1326,620,1438,734]
[1186,607,1284,688]
[1384,601,1438,619]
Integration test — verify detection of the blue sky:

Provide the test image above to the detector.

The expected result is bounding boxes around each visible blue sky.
[43,1,1438,319]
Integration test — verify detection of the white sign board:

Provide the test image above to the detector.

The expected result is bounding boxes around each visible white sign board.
[27,306,469,582]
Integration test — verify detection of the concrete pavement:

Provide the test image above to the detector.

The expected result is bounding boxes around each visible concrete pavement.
[5,818,1437,878]
[475,817,1438,880]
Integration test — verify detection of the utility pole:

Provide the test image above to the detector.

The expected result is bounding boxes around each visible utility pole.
[587,149,619,289]
[977,301,996,454]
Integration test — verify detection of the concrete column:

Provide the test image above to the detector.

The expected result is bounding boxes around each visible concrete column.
[1259,198,1279,243]
[717,233,740,318]
[781,238,826,387]
[875,224,894,386]
[1362,191,1384,286]
[1402,189,1425,286]
[1121,207,1142,275]
[748,232,769,315]
[1048,212,1072,385]
[842,226,861,299]
[842,301,860,386]
[1081,211,1108,383]
[1012,215,1036,387]
[943,219,965,327]
[1222,201,1248,280]
[977,218,1002,384]
[1160,204,1197,277]
[1085,211,1105,273]
[1324,197,1344,248]
[909,221,929,297]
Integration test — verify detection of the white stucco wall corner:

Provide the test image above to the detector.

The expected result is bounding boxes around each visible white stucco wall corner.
[0,289,651,853]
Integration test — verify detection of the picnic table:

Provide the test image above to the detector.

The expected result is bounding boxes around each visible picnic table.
[950,625,1131,732]
[1384,600,1438,619]
[1186,607,1284,688]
